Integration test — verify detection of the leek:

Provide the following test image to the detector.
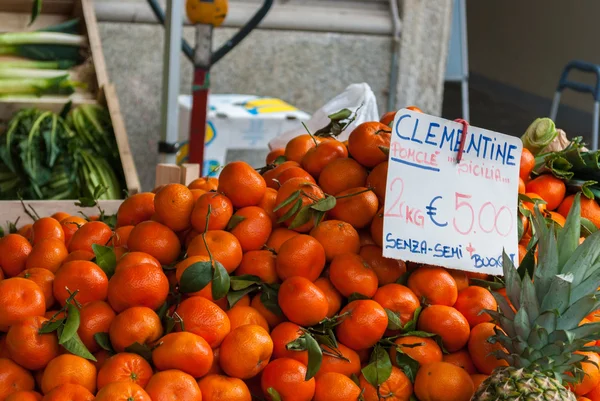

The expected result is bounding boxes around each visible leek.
[0,20,84,63]
[0,60,75,69]
[521,118,558,155]
[0,68,70,79]
[0,32,85,47]
[0,75,81,96]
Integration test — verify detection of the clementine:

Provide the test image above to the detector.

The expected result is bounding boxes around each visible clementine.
[309,220,360,261]
[97,352,153,389]
[417,305,470,352]
[219,324,273,379]
[278,276,328,326]
[108,306,163,353]
[261,358,315,401]
[218,161,267,208]
[276,234,325,281]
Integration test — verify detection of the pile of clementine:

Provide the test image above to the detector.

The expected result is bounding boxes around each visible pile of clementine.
[0,109,598,401]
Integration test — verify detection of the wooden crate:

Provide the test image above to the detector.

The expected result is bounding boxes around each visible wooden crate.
[0,164,202,231]
[0,0,108,105]
[0,200,123,231]
[0,0,140,196]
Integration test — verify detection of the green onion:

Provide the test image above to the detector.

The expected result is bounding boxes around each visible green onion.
[0,32,86,47]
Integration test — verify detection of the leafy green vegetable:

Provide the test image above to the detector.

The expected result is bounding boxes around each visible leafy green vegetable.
[534,137,600,199]
[0,104,125,201]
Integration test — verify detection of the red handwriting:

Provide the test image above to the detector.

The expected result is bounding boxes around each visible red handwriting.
[452,196,513,237]
[384,178,425,227]
[390,142,440,167]
[385,180,514,237]
[456,160,511,184]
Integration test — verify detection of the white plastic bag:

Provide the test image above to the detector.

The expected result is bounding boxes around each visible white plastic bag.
[268,83,380,150]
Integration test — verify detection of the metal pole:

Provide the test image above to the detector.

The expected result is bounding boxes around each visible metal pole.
[159,0,184,164]
[593,101,599,150]
[187,25,213,167]
[387,0,401,113]
[458,0,470,121]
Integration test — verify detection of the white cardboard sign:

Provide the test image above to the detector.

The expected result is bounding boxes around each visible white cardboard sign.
[382,109,522,275]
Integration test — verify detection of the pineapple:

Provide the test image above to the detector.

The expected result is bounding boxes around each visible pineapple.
[473,194,600,401]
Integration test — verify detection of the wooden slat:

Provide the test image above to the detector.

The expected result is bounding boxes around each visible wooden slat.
[155,164,182,188]
[102,84,141,195]
[0,1,73,15]
[79,0,109,88]
[0,12,67,31]
[0,200,122,229]
[181,164,201,186]
[0,96,95,120]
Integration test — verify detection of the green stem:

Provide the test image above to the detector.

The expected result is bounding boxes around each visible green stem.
[335,187,374,200]
[302,122,318,146]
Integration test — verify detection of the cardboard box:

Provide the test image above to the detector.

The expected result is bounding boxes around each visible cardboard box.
[178,94,310,176]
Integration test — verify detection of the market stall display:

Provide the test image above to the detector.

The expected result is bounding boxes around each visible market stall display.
[2,107,600,401]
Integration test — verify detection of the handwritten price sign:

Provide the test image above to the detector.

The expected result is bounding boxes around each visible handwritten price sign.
[382,109,522,275]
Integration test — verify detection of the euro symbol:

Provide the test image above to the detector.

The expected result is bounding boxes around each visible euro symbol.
[426,196,448,227]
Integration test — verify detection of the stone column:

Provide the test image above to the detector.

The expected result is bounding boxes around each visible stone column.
[395,0,453,116]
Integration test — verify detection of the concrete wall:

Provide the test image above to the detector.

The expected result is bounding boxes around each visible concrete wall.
[468,0,600,113]
[99,23,393,190]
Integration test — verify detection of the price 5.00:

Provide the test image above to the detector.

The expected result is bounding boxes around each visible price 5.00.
[428,193,513,237]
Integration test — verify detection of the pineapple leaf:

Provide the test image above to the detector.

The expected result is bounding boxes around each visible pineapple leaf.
[540,273,573,313]
[486,310,516,337]
[533,223,559,304]
[571,268,600,304]
[532,205,549,236]
[533,311,558,333]
[490,291,515,321]
[520,272,540,325]
[556,294,600,330]
[502,251,522,310]
[526,326,548,350]
[491,326,514,349]
[560,372,580,384]
[571,321,600,339]
[580,345,600,353]
[557,192,581,269]
[562,230,600,287]
[514,307,532,340]
[516,241,537,280]
[547,329,575,344]
[511,338,528,355]
[490,350,515,366]
[562,340,597,354]
[566,353,588,365]
[528,349,543,362]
